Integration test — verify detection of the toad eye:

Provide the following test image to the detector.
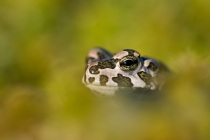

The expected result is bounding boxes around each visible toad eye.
[119,55,139,71]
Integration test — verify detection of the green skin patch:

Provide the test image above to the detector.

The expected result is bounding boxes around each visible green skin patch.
[137,71,152,84]
[98,58,118,69]
[100,75,109,86]
[89,59,118,75]
[112,74,133,87]
[88,77,95,83]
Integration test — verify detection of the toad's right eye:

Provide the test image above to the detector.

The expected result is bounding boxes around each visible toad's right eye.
[119,55,139,71]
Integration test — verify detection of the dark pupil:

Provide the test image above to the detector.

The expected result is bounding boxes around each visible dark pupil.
[123,59,134,66]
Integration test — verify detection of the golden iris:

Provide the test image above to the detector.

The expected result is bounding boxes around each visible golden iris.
[119,55,139,71]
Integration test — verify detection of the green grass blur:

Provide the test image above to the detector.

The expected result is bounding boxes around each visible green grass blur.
[0,0,210,139]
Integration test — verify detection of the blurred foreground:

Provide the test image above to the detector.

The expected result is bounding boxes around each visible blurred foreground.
[0,0,210,140]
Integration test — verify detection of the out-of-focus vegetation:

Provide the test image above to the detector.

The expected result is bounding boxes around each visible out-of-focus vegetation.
[0,0,210,140]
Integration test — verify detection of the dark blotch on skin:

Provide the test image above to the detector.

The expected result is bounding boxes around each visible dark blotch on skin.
[100,75,109,86]
[147,62,158,71]
[112,74,133,87]
[98,58,118,69]
[88,77,95,83]
[89,65,100,74]
[137,71,152,84]
[123,49,135,56]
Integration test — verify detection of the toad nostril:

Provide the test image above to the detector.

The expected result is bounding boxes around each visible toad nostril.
[89,65,100,74]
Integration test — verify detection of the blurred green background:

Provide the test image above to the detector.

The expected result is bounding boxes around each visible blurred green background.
[0,0,210,140]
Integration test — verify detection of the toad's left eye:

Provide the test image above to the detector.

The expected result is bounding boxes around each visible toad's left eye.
[119,55,139,71]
